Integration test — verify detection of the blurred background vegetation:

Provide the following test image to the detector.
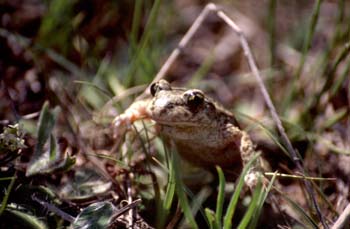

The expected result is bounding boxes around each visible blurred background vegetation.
[0,0,349,228]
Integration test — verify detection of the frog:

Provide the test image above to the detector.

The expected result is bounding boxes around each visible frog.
[113,80,263,187]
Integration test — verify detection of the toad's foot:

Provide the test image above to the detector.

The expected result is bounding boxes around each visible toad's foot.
[112,114,132,139]
[112,100,150,139]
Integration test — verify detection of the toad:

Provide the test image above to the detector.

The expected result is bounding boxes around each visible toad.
[113,80,263,187]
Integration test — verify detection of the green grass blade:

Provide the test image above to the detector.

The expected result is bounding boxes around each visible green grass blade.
[26,102,59,176]
[130,0,143,54]
[319,108,347,130]
[215,166,225,228]
[0,177,16,181]
[85,153,128,168]
[237,181,263,229]
[238,112,290,158]
[250,172,277,228]
[173,151,198,229]
[330,57,350,98]
[205,208,220,229]
[0,28,84,78]
[282,0,323,112]
[188,53,214,87]
[295,0,323,80]
[74,81,112,100]
[223,153,260,229]
[267,0,277,67]
[5,208,47,229]
[164,152,176,210]
[35,102,58,157]
[278,190,318,228]
[0,176,16,216]
[187,186,212,227]
[312,42,350,107]
[126,0,162,86]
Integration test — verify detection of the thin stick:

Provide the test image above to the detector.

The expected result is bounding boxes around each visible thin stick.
[264,172,336,181]
[137,3,214,100]
[211,4,327,228]
[331,203,350,229]
[153,4,212,83]
[32,195,75,223]
[127,175,134,228]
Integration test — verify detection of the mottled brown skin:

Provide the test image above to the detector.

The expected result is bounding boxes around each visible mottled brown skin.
[113,80,258,175]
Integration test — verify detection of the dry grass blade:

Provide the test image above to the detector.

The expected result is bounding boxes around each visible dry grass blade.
[331,203,350,229]
[32,195,75,223]
[112,199,142,220]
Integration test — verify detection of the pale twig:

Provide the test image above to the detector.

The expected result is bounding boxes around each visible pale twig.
[104,84,147,110]
[210,4,328,228]
[152,4,212,83]
[127,175,134,228]
[137,3,214,100]
[264,172,336,181]
[331,203,350,229]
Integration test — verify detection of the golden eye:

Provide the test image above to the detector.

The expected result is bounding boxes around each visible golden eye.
[184,90,204,109]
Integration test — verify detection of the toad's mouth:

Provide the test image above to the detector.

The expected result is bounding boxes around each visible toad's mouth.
[151,118,212,127]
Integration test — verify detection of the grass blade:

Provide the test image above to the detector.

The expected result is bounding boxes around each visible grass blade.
[250,172,277,228]
[0,176,16,216]
[163,160,176,210]
[223,153,260,229]
[5,207,47,229]
[237,181,263,229]
[278,189,319,228]
[205,208,220,229]
[173,151,198,229]
[282,0,323,111]
[215,166,225,228]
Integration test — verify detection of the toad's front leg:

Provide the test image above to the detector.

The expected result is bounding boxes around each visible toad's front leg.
[239,131,265,189]
[112,100,150,138]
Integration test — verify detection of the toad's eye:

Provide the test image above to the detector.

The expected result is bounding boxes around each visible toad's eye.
[150,82,159,96]
[184,90,205,110]
[150,80,171,96]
